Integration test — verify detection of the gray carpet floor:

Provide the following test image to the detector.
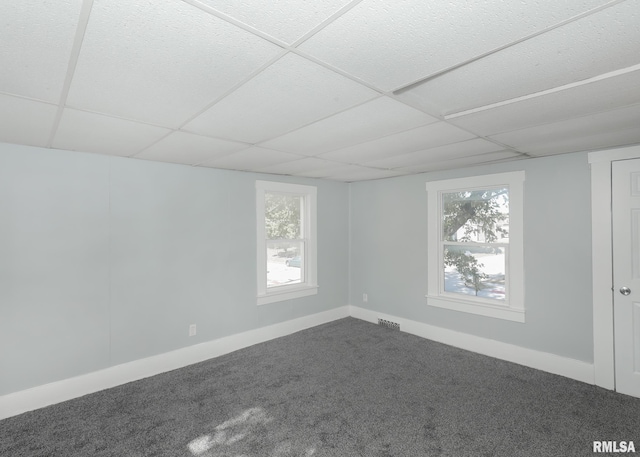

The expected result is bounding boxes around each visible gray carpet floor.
[1,317,640,456]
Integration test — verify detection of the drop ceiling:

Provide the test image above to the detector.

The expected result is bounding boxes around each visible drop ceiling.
[2,0,639,182]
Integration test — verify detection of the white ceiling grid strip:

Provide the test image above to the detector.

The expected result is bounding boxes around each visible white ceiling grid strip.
[0,0,84,103]
[182,53,378,143]
[190,0,360,46]
[519,127,640,157]
[445,62,640,120]
[397,0,640,116]
[52,109,171,157]
[395,151,524,174]
[1,0,639,181]
[46,0,95,148]
[0,94,59,148]
[260,96,438,155]
[318,122,477,164]
[323,167,405,182]
[298,0,619,91]
[134,131,251,166]
[199,146,303,171]
[490,103,640,155]
[182,0,390,98]
[363,138,510,170]
[393,0,627,94]
[256,157,347,175]
[448,66,640,137]
[65,0,283,127]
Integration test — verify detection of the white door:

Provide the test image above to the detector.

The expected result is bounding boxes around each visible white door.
[612,158,640,397]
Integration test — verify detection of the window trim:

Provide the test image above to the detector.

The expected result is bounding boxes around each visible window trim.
[425,171,525,322]
[256,180,318,305]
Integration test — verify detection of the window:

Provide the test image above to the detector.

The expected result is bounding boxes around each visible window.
[256,181,317,305]
[425,171,525,322]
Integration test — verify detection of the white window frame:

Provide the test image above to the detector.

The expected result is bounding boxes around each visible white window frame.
[425,171,525,322]
[256,180,318,305]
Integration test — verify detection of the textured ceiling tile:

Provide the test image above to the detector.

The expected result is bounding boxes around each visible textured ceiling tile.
[509,127,640,156]
[364,138,506,169]
[261,96,438,155]
[183,53,378,143]
[197,0,354,44]
[66,0,282,128]
[318,122,477,164]
[323,167,406,182]
[199,146,301,171]
[399,1,640,115]
[134,131,249,165]
[5,0,640,182]
[298,163,362,178]
[395,151,523,174]
[0,1,82,102]
[256,157,344,175]
[490,104,640,154]
[448,68,640,136]
[294,163,363,178]
[299,0,612,91]
[0,94,58,147]
[52,109,171,156]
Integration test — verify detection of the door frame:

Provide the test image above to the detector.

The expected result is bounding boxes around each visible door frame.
[589,144,640,391]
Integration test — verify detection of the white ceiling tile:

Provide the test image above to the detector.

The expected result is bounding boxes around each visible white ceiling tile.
[200,146,301,171]
[183,53,378,143]
[196,0,354,45]
[364,138,506,169]
[3,0,639,181]
[52,109,171,156]
[318,122,477,163]
[512,127,640,157]
[395,151,524,174]
[299,0,612,91]
[295,163,400,181]
[261,96,438,155]
[0,94,58,147]
[448,68,640,136]
[66,0,282,128]
[399,1,640,115]
[293,163,366,178]
[0,1,82,102]
[134,131,249,165]
[256,157,344,175]
[324,167,406,182]
[490,104,640,155]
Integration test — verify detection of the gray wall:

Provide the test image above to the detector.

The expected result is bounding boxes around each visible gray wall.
[0,142,349,395]
[349,152,594,363]
[0,142,594,397]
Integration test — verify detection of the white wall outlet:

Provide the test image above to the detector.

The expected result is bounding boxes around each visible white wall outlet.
[363,293,368,302]
[189,324,196,337]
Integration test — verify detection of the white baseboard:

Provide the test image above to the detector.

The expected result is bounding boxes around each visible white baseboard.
[1,305,597,420]
[349,305,595,385]
[0,306,349,420]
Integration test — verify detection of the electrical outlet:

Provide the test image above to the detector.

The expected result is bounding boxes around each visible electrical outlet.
[363,293,368,302]
[189,324,196,337]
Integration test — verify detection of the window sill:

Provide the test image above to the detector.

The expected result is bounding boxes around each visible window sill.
[257,284,318,306]
[426,295,525,323]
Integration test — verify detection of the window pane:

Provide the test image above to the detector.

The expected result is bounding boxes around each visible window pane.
[267,240,303,288]
[444,244,506,300]
[442,188,509,243]
[265,193,302,240]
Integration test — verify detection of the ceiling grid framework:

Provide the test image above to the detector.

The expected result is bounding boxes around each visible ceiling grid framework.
[1,0,639,182]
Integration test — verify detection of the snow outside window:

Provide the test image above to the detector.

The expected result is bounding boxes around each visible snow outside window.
[256,181,317,305]
[425,172,525,322]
